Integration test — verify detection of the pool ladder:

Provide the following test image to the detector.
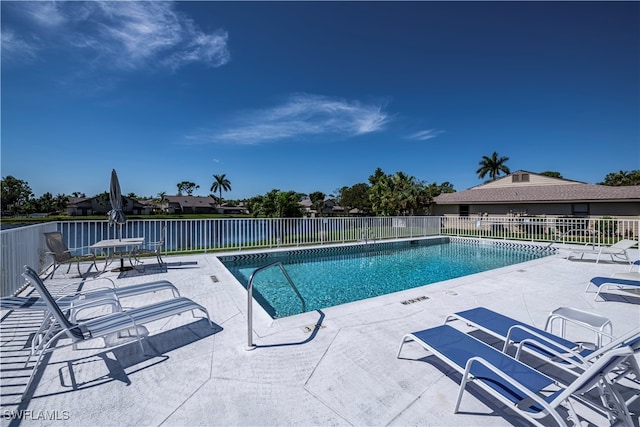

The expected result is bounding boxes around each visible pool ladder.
[361,225,377,244]
[246,261,306,351]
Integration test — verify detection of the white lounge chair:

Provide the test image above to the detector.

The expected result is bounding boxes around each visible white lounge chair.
[20,265,213,401]
[566,239,637,264]
[1,277,180,312]
[611,271,640,280]
[398,324,634,426]
[2,277,182,354]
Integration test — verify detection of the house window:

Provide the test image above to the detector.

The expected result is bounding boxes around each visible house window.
[572,203,589,217]
[512,173,529,183]
[459,205,470,217]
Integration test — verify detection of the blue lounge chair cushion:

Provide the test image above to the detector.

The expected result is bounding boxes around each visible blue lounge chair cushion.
[590,276,640,288]
[410,325,557,412]
[450,307,578,355]
[399,323,636,425]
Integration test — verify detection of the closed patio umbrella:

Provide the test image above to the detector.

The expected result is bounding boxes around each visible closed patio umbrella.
[108,169,127,240]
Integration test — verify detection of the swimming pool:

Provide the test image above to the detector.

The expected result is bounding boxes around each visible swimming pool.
[219,237,555,318]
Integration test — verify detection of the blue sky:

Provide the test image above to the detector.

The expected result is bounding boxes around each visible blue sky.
[2,1,639,200]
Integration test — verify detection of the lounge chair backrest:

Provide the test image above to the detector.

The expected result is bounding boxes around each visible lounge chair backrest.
[22,266,86,341]
[565,345,634,396]
[589,327,640,359]
[44,232,71,263]
[611,239,638,249]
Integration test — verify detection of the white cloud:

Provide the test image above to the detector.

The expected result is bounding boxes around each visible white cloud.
[1,29,39,61]
[21,1,68,28]
[407,129,445,141]
[196,94,390,145]
[3,1,230,71]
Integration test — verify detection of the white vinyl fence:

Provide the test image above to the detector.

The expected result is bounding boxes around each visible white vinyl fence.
[1,215,637,297]
[1,222,58,297]
[441,216,639,246]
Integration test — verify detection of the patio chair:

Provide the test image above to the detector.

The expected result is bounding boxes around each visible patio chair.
[44,231,97,278]
[20,265,213,401]
[133,225,166,266]
[1,277,180,315]
[585,276,640,301]
[566,239,637,264]
[611,259,640,278]
[444,307,640,392]
[397,324,634,427]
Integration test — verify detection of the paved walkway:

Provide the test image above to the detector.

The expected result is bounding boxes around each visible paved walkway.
[1,242,638,426]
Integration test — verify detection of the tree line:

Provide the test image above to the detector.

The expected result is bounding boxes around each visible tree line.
[2,153,639,217]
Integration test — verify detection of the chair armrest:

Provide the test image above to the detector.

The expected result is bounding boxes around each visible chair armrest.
[515,338,588,372]
[505,324,582,354]
[57,286,118,300]
[58,277,116,294]
[68,245,94,251]
[68,296,123,322]
[46,250,73,256]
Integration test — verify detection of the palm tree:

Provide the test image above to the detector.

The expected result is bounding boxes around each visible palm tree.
[210,174,231,205]
[156,191,169,213]
[309,191,326,217]
[253,189,303,218]
[476,152,511,181]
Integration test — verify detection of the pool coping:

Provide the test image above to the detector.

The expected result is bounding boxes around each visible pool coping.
[214,236,559,338]
[4,240,638,426]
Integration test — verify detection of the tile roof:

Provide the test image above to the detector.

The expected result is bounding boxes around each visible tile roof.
[434,184,640,204]
[165,195,216,207]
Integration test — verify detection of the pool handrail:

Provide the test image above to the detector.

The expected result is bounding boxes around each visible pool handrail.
[246,261,306,351]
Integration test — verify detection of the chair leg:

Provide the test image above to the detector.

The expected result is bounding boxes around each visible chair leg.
[48,262,59,279]
[454,360,478,414]
[396,335,414,359]
[86,258,96,274]
[22,330,65,401]
[596,379,634,426]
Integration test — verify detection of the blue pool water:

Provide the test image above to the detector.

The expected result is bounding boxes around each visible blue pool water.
[220,238,553,318]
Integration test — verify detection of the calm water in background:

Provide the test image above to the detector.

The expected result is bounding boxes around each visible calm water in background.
[59,220,273,251]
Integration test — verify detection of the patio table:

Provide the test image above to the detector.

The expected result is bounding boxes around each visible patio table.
[90,238,145,273]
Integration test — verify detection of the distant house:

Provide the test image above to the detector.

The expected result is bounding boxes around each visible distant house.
[66,196,146,216]
[216,203,250,215]
[433,171,640,219]
[165,196,217,214]
[66,195,248,216]
[300,198,345,217]
[66,197,94,216]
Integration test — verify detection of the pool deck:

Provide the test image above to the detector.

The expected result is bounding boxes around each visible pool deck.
[1,240,639,426]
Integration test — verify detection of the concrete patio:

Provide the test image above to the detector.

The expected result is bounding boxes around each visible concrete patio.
[1,241,638,426]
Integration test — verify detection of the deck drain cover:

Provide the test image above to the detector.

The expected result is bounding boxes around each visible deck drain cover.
[444,290,458,296]
[302,324,326,333]
[401,296,429,305]
[210,275,219,283]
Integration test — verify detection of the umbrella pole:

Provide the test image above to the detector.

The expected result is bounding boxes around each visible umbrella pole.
[118,224,124,270]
